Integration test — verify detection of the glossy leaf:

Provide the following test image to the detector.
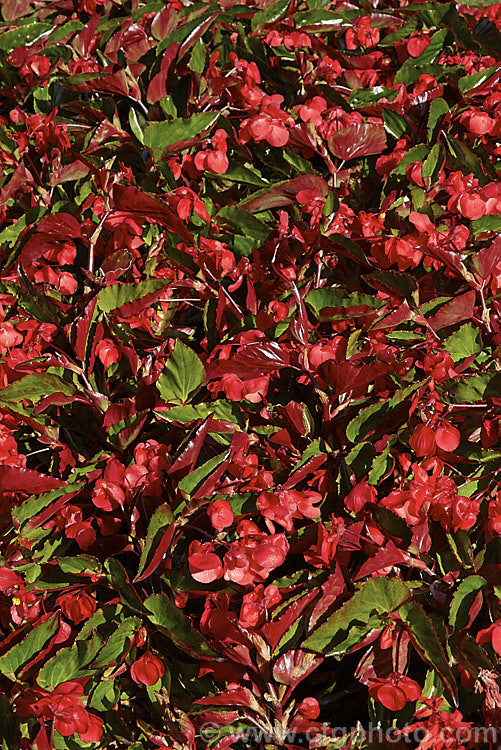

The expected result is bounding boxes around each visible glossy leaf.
[157,340,205,404]
[328,124,387,161]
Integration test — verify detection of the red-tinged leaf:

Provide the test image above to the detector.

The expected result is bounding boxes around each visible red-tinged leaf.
[372,301,412,330]
[423,244,464,275]
[178,12,219,59]
[399,602,458,704]
[290,282,309,346]
[328,124,387,161]
[168,416,214,476]
[427,291,476,330]
[260,591,318,653]
[192,447,232,500]
[0,612,60,679]
[0,467,64,494]
[147,44,179,104]
[309,565,346,630]
[196,685,258,709]
[73,297,98,364]
[135,505,175,582]
[212,340,290,377]
[273,649,322,687]
[34,392,91,414]
[34,213,82,240]
[471,235,501,280]
[144,594,215,657]
[112,184,194,243]
[49,159,90,187]
[282,454,326,490]
[355,541,410,580]
[240,175,329,213]
[151,6,179,40]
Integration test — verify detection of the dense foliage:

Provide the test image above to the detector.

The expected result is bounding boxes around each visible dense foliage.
[0,0,500,748]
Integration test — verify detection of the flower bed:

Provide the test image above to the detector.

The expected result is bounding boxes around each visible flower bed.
[0,0,500,748]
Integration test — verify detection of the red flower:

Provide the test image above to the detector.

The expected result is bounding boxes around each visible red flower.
[189,540,223,583]
[409,424,436,457]
[59,590,96,624]
[130,652,165,686]
[477,621,501,656]
[435,421,460,452]
[91,478,125,511]
[239,95,293,148]
[345,17,380,49]
[0,321,23,352]
[37,682,103,741]
[452,495,479,532]
[95,338,121,367]
[369,672,421,711]
[207,500,234,532]
[345,481,377,514]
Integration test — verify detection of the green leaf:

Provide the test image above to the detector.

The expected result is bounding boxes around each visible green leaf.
[96,279,169,313]
[471,214,501,235]
[37,633,102,689]
[304,578,411,655]
[422,143,444,182]
[1,280,62,325]
[188,39,207,73]
[0,207,44,248]
[0,373,75,404]
[458,65,499,95]
[346,442,377,482]
[399,602,457,704]
[445,324,482,362]
[216,164,269,186]
[447,373,495,402]
[104,559,147,613]
[379,17,419,46]
[251,0,290,29]
[427,98,449,144]
[349,87,398,108]
[178,451,230,498]
[57,555,101,576]
[217,206,271,242]
[364,270,418,303]
[144,113,219,159]
[397,29,448,80]
[368,441,395,485]
[157,340,205,404]
[144,594,216,656]
[47,19,84,42]
[294,9,350,31]
[473,17,501,55]
[156,10,215,54]
[12,483,84,529]
[0,694,18,750]
[128,108,144,144]
[444,133,487,183]
[382,109,408,139]
[0,23,52,53]
[0,613,59,680]
[89,679,120,711]
[92,617,142,669]
[346,383,422,443]
[388,144,430,178]
[155,399,245,427]
[135,504,174,581]
[306,289,385,319]
[449,575,486,638]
